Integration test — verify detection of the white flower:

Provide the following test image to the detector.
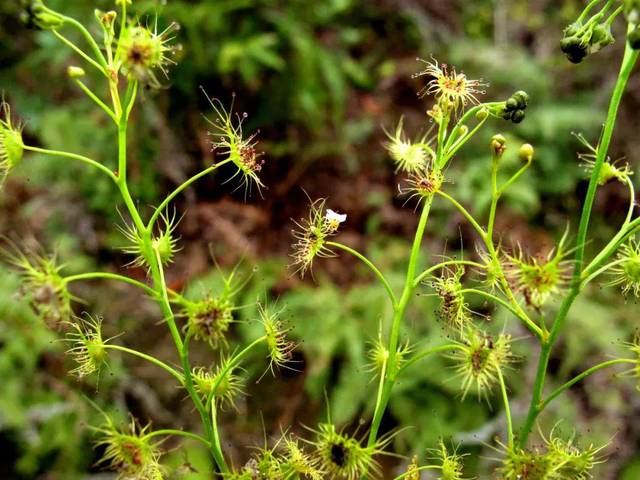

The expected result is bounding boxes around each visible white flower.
[324,209,347,232]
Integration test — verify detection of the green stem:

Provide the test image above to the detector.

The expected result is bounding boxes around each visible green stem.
[497,368,513,448]
[144,429,210,447]
[64,271,156,297]
[326,241,397,307]
[102,344,183,383]
[393,465,440,479]
[540,358,636,411]
[111,89,227,472]
[24,145,116,181]
[413,259,485,287]
[583,216,640,277]
[210,404,228,474]
[147,159,233,230]
[73,80,117,122]
[519,38,639,448]
[204,336,266,475]
[443,116,488,163]
[366,196,433,452]
[581,258,626,287]
[397,344,463,377]
[58,14,108,68]
[206,336,267,409]
[498,160,532,196]
[52,30,105,74]
[460,288,543,339]
[435,190,487,238]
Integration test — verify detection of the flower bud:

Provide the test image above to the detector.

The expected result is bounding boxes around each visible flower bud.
[475,108,489,121]
[490,134,507,157]
[95,9,117,29]
[67,66,86,78]
[21,1,64,30]
[561,36,588,63]
[589,24,615,54]
[519,143,534,163]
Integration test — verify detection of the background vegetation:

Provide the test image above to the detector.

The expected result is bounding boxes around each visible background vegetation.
[1,0,639,478]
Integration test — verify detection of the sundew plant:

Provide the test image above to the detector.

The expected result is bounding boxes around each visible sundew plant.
[2,0,640,479]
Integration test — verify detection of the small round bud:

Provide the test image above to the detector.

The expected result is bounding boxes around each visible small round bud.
[501,109,513,121]
[511,110,525,124]
[519,143,534,163]
[67,66,86,78]
[564,23,581,38]
[490,134,507,157]
[475,108,489,121]
[589,24,615,53]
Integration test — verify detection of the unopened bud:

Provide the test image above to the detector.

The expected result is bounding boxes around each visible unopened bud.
[476,108,489,121]
[490,134,507,158]
[67,66,86,78]
[519,143,534,163]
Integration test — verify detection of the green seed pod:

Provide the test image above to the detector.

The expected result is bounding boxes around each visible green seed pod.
[501,109,513,121]
[561,37,588,63]
[505,97,519,111]
[511,109,525,124]
[512,90,529,109]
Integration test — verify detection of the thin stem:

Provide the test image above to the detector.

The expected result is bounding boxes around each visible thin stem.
[413,259,485,287]
[52,30,105,74]
[58,14,108,68]
[366,196,434,452]
[393,465,440,479]
[435,190,487,238]
[397,344,463,377]
[23,145,117,181]
[204,336,266,476]
[125,81,139,120]
[64,271,156,297]
[210,404,228,474]
[206,336,267,409]
[144,429,210,447]
[73,80,117,122]
[103,344,183,383]
[147,159,233,230]
[583,215,640,278]
[498,160,532,196]
[326,241,397,307]
[443,116,488,163]
[497,368,513,448]
[541,358,635,410]
[581,258,626,287]
[460,288,543,339]
[623,175,636,226]
[519,41,639,447]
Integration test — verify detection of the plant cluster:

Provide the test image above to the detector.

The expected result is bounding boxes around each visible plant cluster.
[2,0,640,478]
